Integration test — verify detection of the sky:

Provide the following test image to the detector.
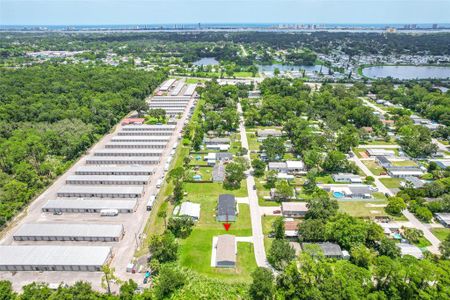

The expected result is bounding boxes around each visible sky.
[1,0,450,25]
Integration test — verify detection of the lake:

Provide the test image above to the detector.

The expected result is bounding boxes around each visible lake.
[362,66,450,79]
[258,64,329,74]
[193,57,219,66]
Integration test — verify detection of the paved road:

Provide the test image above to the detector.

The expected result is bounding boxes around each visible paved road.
[237,102,270,268]
[350,151,441,254]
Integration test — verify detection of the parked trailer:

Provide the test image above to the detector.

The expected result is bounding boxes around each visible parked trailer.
[86,157,160,165]
[93,149,163,157]
[75,165,154,176]
[100,209,119,217]
[105,142,167,149]
[65,175,150,185]
[146,195,156,211]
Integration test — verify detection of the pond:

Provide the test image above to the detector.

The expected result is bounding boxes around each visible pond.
[362,65,450,79]
[193,57,219,66]
[258,64,329,74]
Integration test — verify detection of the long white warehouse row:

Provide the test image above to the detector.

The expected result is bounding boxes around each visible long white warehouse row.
[117,130,172,136]
[94,149,163,157]
[121,124,176,131]
[86,157,160,165]
[111,136,171,142]
[13,224,124,242]
[105,142,167,149]
[57,185,144,198]
[75,165,154,176]
[171,80,185,96]
[159,78,176,91]
[42,199,138,213]
[66,175,150,185]
[0,246,112,272]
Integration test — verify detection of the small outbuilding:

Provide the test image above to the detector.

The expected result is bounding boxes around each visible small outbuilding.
[178,202,201,220]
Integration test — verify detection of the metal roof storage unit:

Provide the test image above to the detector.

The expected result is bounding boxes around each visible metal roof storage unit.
[65,175,150,185]
[105,142,167,149]
[121,125,176,131]
[171,81,185,96]
[151,96,191,101]
[183,84,197,96]
[148,103,188,108]
[93,149,163,157]
[85,157,160,165]
[13,224,124,242]
[117,130,172,136]
[56,185,144,198]
[111,136,171,143]
[159,79,176,91]
[42,199,138,213]
[75,165,154,176]
[0,245,111,272]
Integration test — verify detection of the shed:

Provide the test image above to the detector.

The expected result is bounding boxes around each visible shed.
[217,194,236,222]
[397,243,423,259]
[178,202,201,220]
[215,235,236,268]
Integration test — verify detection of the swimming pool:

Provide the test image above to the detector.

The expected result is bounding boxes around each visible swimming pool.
[333,191,345,198]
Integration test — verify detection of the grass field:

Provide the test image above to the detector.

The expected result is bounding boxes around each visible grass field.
[413,237,432,248]
[338,200,388,218]
[362,160,385,176]
[431,228,450,241]
[246,132,260,151]
[262,216,277,255]
[391,160,417,167]
[380,178,404,188]
[178,182,255,282]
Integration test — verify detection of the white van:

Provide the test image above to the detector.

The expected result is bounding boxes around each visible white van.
[164,163,170,172]
[146,195,156,211]
[100,209,119,217]
[156,179,163,188]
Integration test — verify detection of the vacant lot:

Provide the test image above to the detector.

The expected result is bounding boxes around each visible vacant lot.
[362,160,385,176]
[380,177,404,188]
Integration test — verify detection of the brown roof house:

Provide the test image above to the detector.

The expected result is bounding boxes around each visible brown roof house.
[215,235,236,268]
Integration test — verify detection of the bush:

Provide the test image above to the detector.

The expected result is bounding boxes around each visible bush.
[415,206,433,223]
[385,197,406,216]
[167,216,195,238]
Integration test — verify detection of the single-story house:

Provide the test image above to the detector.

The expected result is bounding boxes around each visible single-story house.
[268,160,306,174]
[248,90,261,98]
[376,156,392,168]
[204,138,231,145]
[430,160,450,169]
[435,213,450,228]
[285,220,300,237]
[397,243,423,259]
[178,202,201,220]
[215,235,236,268]
[386,166,424,178]
[270,188,296,200]
[277,173,295,181]
[205,153,217,166]
[212,162,225,182]
[281,202,308,218]
[256,129,282,141]
[366,149,395,157]
[326,184,375,200]
[401,176,425,189]
[216,152,233,162]
[121,118,145,125]
[268,162,287,173]
[217,194,236,222]
[206,144,230,151]
[332,173,363,184]
[302,242,344,259]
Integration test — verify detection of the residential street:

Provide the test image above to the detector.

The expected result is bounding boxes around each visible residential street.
[237,102,270,268]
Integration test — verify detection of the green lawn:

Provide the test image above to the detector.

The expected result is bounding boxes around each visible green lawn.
[234,71,254,78]
[187,167,213,181]
[413,237,432,248]
[380,178,404,189]
[179,182,255,282]
[391,160,417,167]
[262,216,277,255]
[246,132,260,151]
[431,228,450,241]
[254,178,280,207]
[316,175,334,184]
[362,160,385,176]
[353,148,368,158]
[338,200,388,218]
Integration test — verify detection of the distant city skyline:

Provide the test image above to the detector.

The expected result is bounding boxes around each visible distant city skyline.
[1,0,450,25]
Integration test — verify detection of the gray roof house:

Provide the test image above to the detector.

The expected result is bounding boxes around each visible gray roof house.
[215,235,236,268]
[435,213,450,228]
[216,194,236,222]
[213,162,226,182]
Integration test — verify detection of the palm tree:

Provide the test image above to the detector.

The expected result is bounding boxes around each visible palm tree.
[101,265,121,294]
[158,210,168,229]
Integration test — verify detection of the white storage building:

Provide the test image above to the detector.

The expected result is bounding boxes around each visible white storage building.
[171,81,185,96]
[151,96,190,102]
[93,149,163,157]
[159,79,176,91]
[105,142,167,149]
[183,84,197,96]
[85,157,160,165]
[65,175,150,185]
[0,245,111,272]
[117,130,172,136]
[121,125,176,131]
[42,199,138,213]
[111,136,171,143]
[13,223,124,242]
[56,185,144,198]
[75,165,154,176]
